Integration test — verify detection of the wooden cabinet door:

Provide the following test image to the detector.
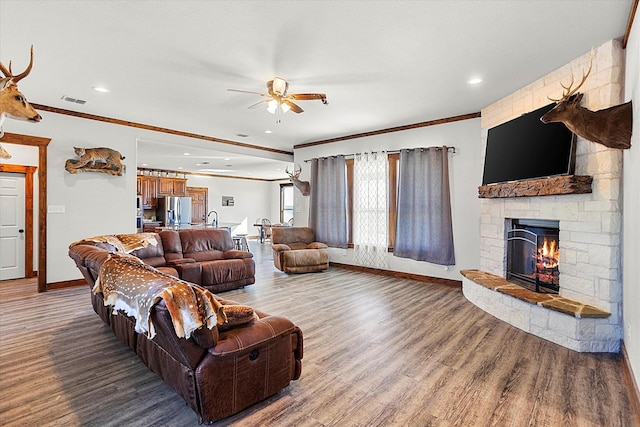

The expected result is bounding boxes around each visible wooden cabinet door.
[173,179,187,196]
[157,177,173,196]
[140,176,157,207]
[137,176,142,195]
[187,186,208,224]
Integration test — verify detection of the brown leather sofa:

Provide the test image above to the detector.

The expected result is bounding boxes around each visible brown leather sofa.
[79,229,255,293]
[272,227,329,273]
[158,229,255,292]
[68,243,303,423]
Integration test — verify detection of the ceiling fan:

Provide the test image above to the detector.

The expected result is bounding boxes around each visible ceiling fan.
[228,77,328,114]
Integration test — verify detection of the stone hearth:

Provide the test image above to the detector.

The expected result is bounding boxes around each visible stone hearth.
[461,270,609,318]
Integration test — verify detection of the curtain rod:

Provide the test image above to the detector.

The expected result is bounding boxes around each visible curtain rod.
[303,146,456,162]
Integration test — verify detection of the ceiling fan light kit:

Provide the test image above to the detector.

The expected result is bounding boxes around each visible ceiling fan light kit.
[228,77,328,116]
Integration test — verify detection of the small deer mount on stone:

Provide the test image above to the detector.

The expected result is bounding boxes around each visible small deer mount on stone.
[65,146,126,176]
[286,163,310,196]
[540,56,632,150]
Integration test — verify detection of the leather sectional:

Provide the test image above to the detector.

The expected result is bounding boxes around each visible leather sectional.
[134,228,255,292]
[68,231,303,423]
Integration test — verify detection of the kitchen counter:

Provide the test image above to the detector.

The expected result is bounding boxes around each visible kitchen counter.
[154,222,240,233]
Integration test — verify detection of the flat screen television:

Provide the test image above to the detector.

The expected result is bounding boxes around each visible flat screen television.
[481,103,576,185]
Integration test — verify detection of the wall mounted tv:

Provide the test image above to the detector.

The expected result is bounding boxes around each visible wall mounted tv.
[482,103,576,186]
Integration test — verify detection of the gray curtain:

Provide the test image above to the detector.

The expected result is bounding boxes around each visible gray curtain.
[394,147,455,265]
[308,156,348,248]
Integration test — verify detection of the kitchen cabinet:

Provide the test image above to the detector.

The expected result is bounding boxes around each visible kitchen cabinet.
[138,175,187,208]
[137,175,157,208]
[157,177,187,196]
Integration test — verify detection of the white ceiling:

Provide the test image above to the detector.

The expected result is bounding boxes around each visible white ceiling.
[0,1,634,179]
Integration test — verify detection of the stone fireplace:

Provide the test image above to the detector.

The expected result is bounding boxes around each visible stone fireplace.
[461,40,624,353]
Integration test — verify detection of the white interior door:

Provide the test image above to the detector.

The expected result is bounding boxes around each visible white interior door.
[0,173,26,280]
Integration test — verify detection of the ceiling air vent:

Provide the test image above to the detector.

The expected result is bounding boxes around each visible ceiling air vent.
[61,95,87,105]
[235,133,250,138]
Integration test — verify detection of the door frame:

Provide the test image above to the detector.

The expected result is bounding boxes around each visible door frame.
[0,132,51,292]
[0,166,36,280]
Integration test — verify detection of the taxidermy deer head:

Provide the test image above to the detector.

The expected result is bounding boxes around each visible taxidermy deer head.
[0,45,42,139]
[540,56,632,149]
[286,163,311,196]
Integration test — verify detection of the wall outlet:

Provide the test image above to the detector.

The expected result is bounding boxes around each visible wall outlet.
[48,205,66,214]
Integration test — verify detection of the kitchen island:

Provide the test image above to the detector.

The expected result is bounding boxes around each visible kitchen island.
[153,222,240,234]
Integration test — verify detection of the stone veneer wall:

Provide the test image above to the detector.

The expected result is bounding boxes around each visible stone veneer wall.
[465,40,624,352]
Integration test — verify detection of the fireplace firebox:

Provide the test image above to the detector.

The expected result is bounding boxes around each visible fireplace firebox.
[507,219,560,293]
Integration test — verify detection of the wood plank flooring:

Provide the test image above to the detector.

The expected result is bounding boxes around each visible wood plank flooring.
[0,241,636,426]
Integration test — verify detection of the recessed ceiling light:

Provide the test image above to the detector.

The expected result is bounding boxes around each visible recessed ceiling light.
[177,167,183,170]
[264,130,272,134]
[468,77,483,85]
[141,163,148,166]
[183,152,191,156]
[224,157,230,161]
[93,86,110,93]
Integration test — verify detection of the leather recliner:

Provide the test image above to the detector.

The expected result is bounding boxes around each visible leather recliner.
[271,227,329,274]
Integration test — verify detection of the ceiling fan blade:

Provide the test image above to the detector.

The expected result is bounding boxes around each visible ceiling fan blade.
[289,93,326,100]
[283,100,304,114]
[247,99,271,109]
[227,88,269,96]
[289,93,328,103]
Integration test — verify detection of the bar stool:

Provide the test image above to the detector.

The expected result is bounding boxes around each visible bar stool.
[233,234,249,252]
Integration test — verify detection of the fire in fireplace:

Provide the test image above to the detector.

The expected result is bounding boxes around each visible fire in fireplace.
[507,219,560,293]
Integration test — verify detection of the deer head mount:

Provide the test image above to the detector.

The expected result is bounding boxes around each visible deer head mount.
[285,163,311,196]
[540,55,632,150]
[0,45,42,141]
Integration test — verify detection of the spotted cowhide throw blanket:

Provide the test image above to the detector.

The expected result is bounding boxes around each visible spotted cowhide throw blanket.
[94,253,227,339]
[70,233,158,253]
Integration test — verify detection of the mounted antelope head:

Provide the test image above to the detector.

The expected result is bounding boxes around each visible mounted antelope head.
[540,55,632,150]
[285,163,311,196]
[0,45,42,139]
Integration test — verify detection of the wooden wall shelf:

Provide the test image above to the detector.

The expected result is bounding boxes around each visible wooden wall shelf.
[478,175,592,199]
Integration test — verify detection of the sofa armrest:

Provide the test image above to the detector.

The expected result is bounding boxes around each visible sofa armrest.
[271,243,291,252]
[211,315,297,356]
[166,258,197,266]
[307,242,328,249]
[223,250,254,259]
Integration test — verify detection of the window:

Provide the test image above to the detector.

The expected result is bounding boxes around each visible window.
[280,183,294,223]
[353,152,389,267]
[346,153,399,250]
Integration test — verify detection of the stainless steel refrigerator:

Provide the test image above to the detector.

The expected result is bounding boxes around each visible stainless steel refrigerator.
[157,196,192,227]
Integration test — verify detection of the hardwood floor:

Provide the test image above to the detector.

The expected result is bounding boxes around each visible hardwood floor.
[0,241,636,426]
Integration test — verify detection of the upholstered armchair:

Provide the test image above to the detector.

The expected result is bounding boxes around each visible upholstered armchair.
[271,227,329,274]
